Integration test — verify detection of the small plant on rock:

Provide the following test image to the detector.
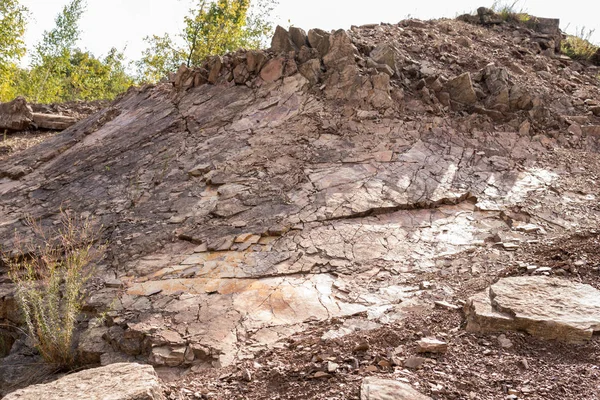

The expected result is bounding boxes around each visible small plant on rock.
[5,210,102,368]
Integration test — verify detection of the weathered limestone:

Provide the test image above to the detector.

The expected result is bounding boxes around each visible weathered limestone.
[3,363,164,400]
[0,97,33,131]
[465,276,600,342]
[361,377,432,400]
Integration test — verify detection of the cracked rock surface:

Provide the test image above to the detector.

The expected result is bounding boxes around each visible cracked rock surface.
[1,12,600,400]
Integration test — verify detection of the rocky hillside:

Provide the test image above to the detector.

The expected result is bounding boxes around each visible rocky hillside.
[1,8,600,400]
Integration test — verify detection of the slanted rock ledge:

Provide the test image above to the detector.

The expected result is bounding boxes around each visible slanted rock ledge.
[3,363,164,400]
[465,276,600,342]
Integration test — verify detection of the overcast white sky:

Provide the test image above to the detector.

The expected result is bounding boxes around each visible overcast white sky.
[19,0,600,65]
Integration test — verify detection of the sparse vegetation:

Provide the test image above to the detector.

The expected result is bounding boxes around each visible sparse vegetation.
[491,1,531,23]
[5,210,102,368]
[561,27,599,61]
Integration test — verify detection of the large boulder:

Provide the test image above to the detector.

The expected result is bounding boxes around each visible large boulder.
[3,363,164,400]
[361,377,432,400]
[0,97,33,131]
[465,276,600,343]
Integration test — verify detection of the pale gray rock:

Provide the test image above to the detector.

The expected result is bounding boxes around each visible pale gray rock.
[3,363,164,400]
[361,377,432,400]
[465,276,600,343]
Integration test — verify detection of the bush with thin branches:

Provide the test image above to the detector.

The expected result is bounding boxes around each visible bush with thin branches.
[5,211,101,368]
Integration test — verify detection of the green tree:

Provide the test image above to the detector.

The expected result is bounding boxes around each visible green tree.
[5,0,134,103]
[28,0,86,102]
[0,0,28,100]
[137,0,277,82]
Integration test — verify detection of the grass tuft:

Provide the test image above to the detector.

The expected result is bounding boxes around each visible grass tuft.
[491,1,531,23]
[561,27,598,61]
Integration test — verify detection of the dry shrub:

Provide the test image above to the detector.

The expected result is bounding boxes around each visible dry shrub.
[562,27,598,61]
[5,210,102,368]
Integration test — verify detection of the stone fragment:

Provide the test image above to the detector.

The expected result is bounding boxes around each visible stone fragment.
[233,63,250,84]
[0,96,33,131]
[434,300,461,310]
[361,377,432,400]
[313,371,331,379]
[509,86,533,110]
[323,29,357,69]
[289,26,309,49]
[482,64,510,111]
[188,163,211,177]
[465,276,600,342]
[246,50,267,73]
[271,25,296,53]
[77,325,111,364]
[498,334,513,348]
[207,56,223,84]
[297,45,320,64]
[477,7,503,24]
[298,59,322,85]
[3,363,164,400]
[327,361,339,372]
[32,113,78,130]
[370,43,400,72]
[260,57,285,83]
[443,72,477,105]
[307,28,331,57]
[416,337,448,353]
[403,356,427,369]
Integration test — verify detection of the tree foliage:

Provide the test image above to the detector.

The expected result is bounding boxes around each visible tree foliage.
[0,0,28,69]
[0,0,133,103]
[137,0,277,82]
[0,0,28,100]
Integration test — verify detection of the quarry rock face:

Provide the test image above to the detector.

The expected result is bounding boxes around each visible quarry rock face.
[1,13,600,396]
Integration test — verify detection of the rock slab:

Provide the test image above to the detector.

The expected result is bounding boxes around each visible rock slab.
[465,276,600,342]
[3,363,164,400]
[361,377,432,400]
